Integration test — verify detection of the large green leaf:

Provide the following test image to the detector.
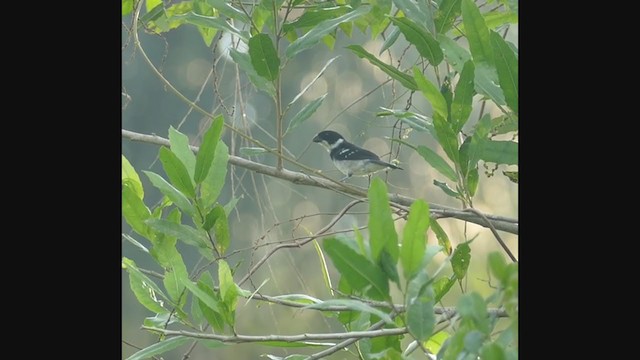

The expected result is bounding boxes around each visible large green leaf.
[368,178,398,263]
[406,269,436,342]
[228,49,276,97]
[416,146,457,182]
[122,257,169,314]
[378,108,435,135]
[126,336,191,360]
[161,240,189,305]
[392,0,435,35]
[461,0,494,65]
[200,141,229,209]
[206,204,230,254]
[285,94,327,135]
[286,6,370,58]
[283,6,350,33]
[479,140,518,165]
[452,242,471,280]
[176,12,248,42]
[205,0,249,22]
[249,34,280,81]
[435,0,462,34]
[413,68,448,119]
[401,200,430,280]
[451,60,476,133]
[122,0,133,15]
[323,237,389,300]
[490,31,518,114]
[475,62,506,105]
[197,272,226,332]
[438,34,471,73]
[305,299,394,324]
[122,183,152,238]
[181,275,223,314]
[430,218,452,255]
[168,126,196,179]
[432,114,459,164]
[218,259,238,326]
[379,26,401,55]
[122,155,143,199]
[433,275,456,302]
[159,147,196,199]
[143,171,195,216]
[145,219,210,249]
[194,115,224,184]
[347,45,417,90]
[390,17,443,65]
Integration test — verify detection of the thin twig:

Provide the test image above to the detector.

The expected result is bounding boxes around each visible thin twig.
[463,207,517,262]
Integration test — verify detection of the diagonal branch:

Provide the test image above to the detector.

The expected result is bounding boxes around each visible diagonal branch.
[122,129,518,234]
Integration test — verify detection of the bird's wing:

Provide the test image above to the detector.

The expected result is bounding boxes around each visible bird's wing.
[330,142,381,160]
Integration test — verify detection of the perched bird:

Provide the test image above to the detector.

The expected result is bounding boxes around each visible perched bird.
[312,130,403,182]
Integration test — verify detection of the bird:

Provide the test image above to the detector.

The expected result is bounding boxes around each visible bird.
[312,130,403,182]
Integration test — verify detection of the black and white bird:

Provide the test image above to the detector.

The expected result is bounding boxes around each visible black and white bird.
[312,130,403,181]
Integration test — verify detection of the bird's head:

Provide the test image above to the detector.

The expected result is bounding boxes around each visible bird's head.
[312,130,345,151]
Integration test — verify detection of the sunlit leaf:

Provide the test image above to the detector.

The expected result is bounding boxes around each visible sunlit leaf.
[168,126,196,179]
[205,0,249,22]
[347,45,417,90]
[200,141,229,209]
[194,115,224,184]
[452,242,471,280]
[413,67,448,119]
[159,147,196,198]
[368,178,398,262]
[122,183,152,238]
[143,171,195,216]
[122,155,143,199]
[401,199,430,280]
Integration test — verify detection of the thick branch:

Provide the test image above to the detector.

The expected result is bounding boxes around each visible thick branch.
[122,129,518,234]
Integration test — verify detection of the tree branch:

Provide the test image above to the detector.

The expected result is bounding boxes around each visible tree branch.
[122,129,518,234]
[142,326,409,342]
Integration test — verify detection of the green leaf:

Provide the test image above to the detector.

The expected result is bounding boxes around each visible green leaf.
[249,34,280,81]
[145,219,210,249]
[435,0,461,34]
[181,276,222,314]
[392,0,435,35]
[271,293,321,305]
[209,204,230,254]
[368,178,398,262]
[430,218,452,255]
[305,299,394,325]
[162,247,188,305]
[150,208,181,265]
[481,343,506,360]
[425,331,451,356]
[480,140,518,165]
[379,26,401,55]
[205,0,250,22]
[218,259,238,311]
[432,114,459,164]
[438,34,471,73]
[433,179,461,199]
[122,183,152,238]
[285,94,327,135]
[433,276,456,302]
[347,45,417,90]
[490,31,518,114]
[143,171,195,216]
[457,293,489,334]
[451,60,476,133]
[323,237,389,300]
[378,108,435,135]
[452,242,471,280]
[200,141,229,208]
[146,0,162,11]
[379,249,400,288]
[466,166,479,197]
[390,17,443,65]
[401,200,430,280]
[488,252,507,283]
[159,147,196,198]
[416,146,457,182]
[413,67,448,119]
[122,257,169,314]
[168,126,196,179]
[286,6,370,58]
[475,61,506,105]
[126,336,191,360]
[196,272,226,332]
[239,147,267,156]
[223,196,240,215]
[122,155,144,199]
[313,239,334,295]
[228,49,276,97]
[122,0,133,16]
[194,115,224,184]
[176,12,248,42]
[461,0,494,65]
[283,6,350,33]
[406,269,435,342]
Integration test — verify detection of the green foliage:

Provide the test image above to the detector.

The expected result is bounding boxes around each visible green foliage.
[123,1,518,357]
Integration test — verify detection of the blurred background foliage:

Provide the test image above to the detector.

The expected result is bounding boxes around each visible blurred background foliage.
[122,0,517,358]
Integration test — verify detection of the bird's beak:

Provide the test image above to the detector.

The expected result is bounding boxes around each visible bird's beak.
[312,134,322,143]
